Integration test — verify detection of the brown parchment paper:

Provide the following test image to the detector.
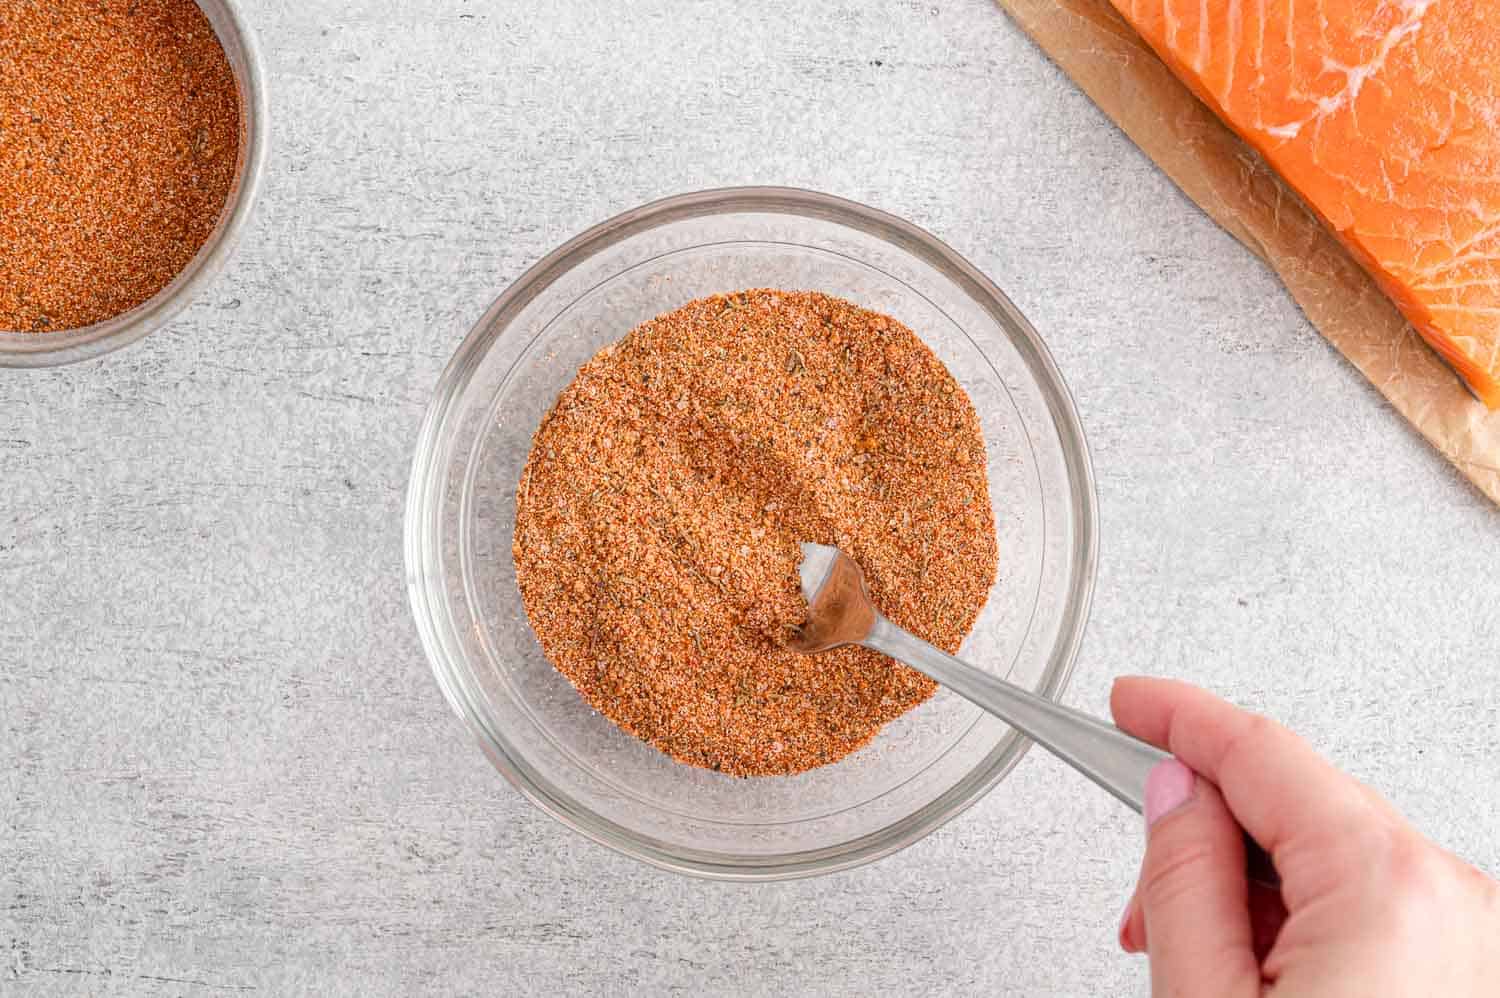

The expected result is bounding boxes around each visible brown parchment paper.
[996,0,1500,505]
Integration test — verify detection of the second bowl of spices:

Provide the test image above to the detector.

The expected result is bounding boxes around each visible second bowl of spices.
[0,0,268,368]
[406,188,1099,880]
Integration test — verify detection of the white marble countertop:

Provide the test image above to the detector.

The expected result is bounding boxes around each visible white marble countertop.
[5,1,1498,994]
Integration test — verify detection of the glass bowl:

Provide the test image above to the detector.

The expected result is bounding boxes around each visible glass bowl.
[405,188,1098,880]
[0,0,268,368]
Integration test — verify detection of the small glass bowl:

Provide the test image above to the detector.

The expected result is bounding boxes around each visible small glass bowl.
[405,188,1098,880]
[0,0,268,368]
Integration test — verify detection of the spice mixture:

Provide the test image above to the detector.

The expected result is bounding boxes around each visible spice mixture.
[0,0,242,332]
[514,290,998,777]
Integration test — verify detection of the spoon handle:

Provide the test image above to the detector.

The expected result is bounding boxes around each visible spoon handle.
[864,616,1279,885]
[866,616,1165,810]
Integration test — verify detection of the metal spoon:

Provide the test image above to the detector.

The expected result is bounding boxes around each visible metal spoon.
[791,542,1277,884]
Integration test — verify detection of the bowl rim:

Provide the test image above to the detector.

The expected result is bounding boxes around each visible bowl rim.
[405,186,1100,881]
[0,0,269,368]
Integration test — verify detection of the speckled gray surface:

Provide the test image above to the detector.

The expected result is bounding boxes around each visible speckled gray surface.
[3,1,1499,995]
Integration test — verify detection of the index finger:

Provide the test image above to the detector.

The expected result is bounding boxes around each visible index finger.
[1110,677,1374,860]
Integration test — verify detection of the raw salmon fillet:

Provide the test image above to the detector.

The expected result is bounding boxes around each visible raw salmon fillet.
[1108,0,1500,407]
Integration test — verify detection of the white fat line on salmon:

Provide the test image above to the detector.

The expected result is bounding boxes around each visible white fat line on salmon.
[1220,0,1242,101]
[1164,0,1181,51]
[1195,0,1210,72]
[1262,0,1435,140]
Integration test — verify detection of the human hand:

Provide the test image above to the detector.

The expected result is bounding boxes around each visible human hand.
[1111,677,1500,997]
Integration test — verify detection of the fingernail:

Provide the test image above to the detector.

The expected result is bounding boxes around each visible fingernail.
[1144,759,1196,826]
[1117,899,1137,952]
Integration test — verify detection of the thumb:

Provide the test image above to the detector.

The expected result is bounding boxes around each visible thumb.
[1138,760,1261,998]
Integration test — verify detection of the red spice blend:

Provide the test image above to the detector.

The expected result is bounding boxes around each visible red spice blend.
[514,290,999,777]
[0,0,242,332]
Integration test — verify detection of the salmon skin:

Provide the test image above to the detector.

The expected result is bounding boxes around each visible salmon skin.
[1108,0,1500,408]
